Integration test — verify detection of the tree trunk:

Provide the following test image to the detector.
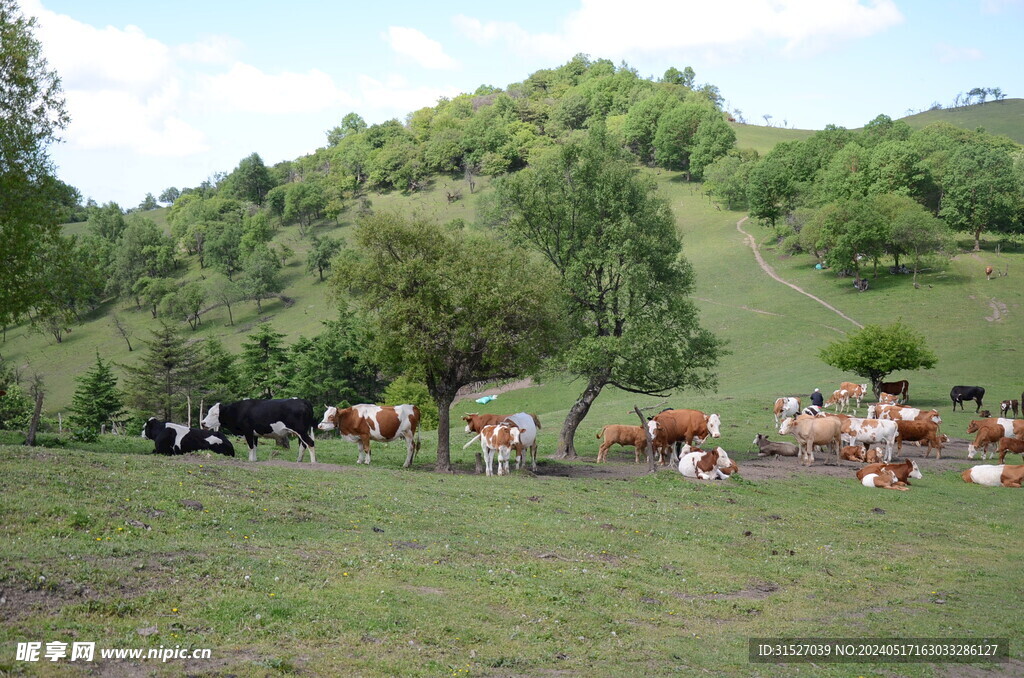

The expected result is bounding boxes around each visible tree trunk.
[555,373,608,459]
[974,227,982,252]
[434,392,456,472]
[26,390,43,447]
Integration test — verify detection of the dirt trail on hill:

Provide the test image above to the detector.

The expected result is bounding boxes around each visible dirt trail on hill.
[736,217,863,329]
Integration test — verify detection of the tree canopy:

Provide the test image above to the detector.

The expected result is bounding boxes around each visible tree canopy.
[491,125,721,457]
[330,212,564,471]
[819,322,937,395]
[0,0,70,325]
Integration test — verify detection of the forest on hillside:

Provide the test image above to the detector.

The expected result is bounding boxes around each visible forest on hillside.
[3,45,1024,449]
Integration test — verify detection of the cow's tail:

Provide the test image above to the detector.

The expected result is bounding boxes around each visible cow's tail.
[596,426,607,439]
[531,413,541,430]
[463,433,482,449]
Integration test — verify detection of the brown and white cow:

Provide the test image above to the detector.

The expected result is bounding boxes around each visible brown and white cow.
[841,418,899,462]
[824,389,851,414]
[867,404,942,426]
[778,415,842,465]
[878,392,900,405]
[859,467,908,491]
[840,445,867,462]
[1000,399,1020,418]
[479,422,521,476]
[962,464,1024,488]
[839,382,868,411]
[773,397,801,424]
[895,420,944,459]
[596,424,657,463]
[879,380,909,404]
[463,412,541,471]
[966,418,1024,459]
[858,459,922,485]
[647,409,721,465]
[318,404,421,466]
[677,446,736,480]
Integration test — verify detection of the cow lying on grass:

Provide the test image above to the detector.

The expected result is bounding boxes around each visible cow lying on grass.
[857,459,922,486]
[143,418,234,457]
[962,464,1024,488]
[677,446,737,480]
[859,467,908,491]
[753,433,799,458]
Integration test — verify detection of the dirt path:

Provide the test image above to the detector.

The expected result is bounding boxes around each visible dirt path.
[736,217,863,329]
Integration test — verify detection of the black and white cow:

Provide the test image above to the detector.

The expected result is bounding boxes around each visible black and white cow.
[201,398,317,463]
[142,418,235,456]
[950,385,985,413]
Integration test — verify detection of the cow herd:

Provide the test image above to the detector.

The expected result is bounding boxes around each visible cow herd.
[133,381,1024,491]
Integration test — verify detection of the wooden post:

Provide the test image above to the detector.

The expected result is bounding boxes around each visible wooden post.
[58,412,63,434]
[187,395,192,427]
[633,406,657,473]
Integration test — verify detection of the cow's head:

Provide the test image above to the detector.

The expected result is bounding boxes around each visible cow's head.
[908,460,922,480]
[926,410,942,425]
[201,404,221,431]
[714,447,731,468]
[705,413,721,438]
[865,448,883,463]
[866,404,877,419]
[141,417,159,440]
[646,419,662,440]
[966,420,981,434]
[462,414,477,434]
[779,417,795,436]
[318,406,339,431]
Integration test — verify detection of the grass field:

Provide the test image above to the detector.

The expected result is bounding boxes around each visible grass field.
[900,99,1024,144]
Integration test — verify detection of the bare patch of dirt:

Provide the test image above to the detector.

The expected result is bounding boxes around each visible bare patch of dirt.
[455,377,535,405]
[986,298,1008,322]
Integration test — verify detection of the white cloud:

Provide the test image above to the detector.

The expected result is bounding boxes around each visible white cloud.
[935,42,984,64]
[356,74,462,115]
[195,63,355,115]
[176,35,243,64]
[383,26,460,70]
[456,0,904,61]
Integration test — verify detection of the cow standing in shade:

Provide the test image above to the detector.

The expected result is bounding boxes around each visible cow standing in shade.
[463,412,541,471]
[202,398,317,463]
[143,418,235,456]
[319,404,421,467]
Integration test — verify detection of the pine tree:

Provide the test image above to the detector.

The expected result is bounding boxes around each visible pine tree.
[68,353,125,437]
[239,324,288,398]
[122,323,204,421]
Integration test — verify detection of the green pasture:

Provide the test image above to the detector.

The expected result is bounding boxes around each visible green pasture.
[1,438,1020,677]
[729,123,814,156]
[900,99,1024,144]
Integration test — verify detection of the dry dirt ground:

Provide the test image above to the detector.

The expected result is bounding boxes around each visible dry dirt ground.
[175,436,995,484]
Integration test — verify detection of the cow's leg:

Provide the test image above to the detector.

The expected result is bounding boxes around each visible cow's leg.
[1002,478,1022,488]
[297,428,315,464]
[403,433,416,468]
[975,398,983,413]
[245,434,259,462]
[530,442,538,472]
[484,447,494,476]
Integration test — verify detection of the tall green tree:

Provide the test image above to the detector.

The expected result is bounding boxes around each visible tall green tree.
[491,125,721,458]
[239,324,289,399]
[107,216,175,303]
[331,213,563,470]
[68,353,125,438]
[819,322,937,396]
[122,323,204,421]
[939,143,1020,251]
[306,235,338,281]
[746,154,796,230]
[240,244,283,312]
[224,152,273,206]
[0,0,70,325]
[286,315,384,408]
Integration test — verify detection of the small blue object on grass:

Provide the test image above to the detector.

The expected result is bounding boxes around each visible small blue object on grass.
[475,395,497,404]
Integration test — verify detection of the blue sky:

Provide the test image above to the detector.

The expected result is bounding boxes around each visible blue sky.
[23,0,1024,207]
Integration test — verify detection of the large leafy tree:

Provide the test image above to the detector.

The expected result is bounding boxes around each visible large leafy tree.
[285,315,384,408]
[491,125,721,458]
[939,143,1020,251]
[820,322,937,396]
[331,213,564,471]
[0,0,71,325]
[240,244,283,312]
[239,324,289,399]
[224,152,273,206]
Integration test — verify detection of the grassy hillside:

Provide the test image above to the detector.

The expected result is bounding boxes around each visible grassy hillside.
[729,123,814,155]
[900,99,1024,144]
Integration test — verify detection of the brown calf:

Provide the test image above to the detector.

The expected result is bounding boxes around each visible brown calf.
[895,420,943,459]
[1000,399,1020,418]
[596,425,650,463]
[858,459,922,485]
[997,437,1024,464]
[840,445,866,462]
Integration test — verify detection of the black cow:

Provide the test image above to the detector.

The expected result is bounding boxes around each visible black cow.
[950,385,985,413]
[201,398,317,463]
[142,418,234,456]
